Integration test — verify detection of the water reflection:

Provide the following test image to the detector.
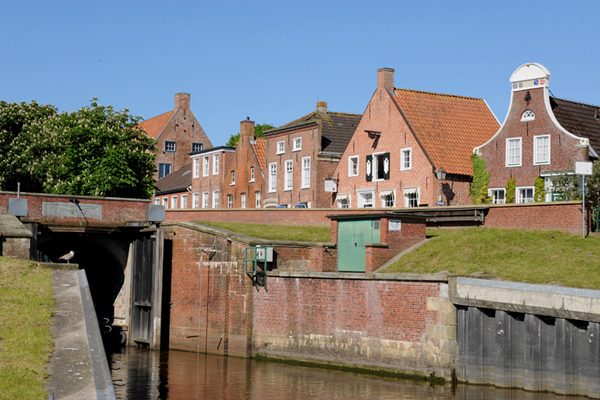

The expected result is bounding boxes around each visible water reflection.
[108,347,580,400]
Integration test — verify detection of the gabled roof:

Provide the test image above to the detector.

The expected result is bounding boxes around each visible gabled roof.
[251,137,266,172]
[551,97,600,157]
[138,110,175,140]
[156,163,191,194]
[392,88,499,176]
[271,110,362,155]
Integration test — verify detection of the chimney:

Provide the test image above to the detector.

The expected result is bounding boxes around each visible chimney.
[377,68,395,92]
[174,93,190,111]
[317,101,328,114]
[240,118,255,142]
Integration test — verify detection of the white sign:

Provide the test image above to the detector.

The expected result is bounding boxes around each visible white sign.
[575,161,593,176]
[389,219,402,231]
[324,180,337,193]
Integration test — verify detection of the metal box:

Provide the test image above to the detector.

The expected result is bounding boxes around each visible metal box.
[146,205,165,222]
[8,198,28,217]
[256,246,273,262]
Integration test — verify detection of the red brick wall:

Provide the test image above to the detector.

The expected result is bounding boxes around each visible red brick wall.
[190,150,235,208]
[0,192,148,227]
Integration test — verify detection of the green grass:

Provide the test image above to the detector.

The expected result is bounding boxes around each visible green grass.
[195,221,332,242]
[0,257,55,400]
[382,228,600,290]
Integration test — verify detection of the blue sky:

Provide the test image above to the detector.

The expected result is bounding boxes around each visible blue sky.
[1,1,598,146]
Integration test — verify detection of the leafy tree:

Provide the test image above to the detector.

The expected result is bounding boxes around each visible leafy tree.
[534,176,546,202]
[505,177,516,203]
[0,99,157,198]
[226,123,275,147]
[470,153,491,204]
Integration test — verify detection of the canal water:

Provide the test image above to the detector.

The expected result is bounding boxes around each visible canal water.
[107,346,581,400]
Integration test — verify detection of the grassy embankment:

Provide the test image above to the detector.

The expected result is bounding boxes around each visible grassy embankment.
[196,221,331,242]
[196,221,600,290]
[0,257,55,400]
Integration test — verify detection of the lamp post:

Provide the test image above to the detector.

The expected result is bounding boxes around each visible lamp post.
[435,167,446,205]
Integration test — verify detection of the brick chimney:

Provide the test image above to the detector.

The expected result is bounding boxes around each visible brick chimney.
[240,118,255,142]
[317,101,328,114]
[377,68,395,92]
[174,93,190,111]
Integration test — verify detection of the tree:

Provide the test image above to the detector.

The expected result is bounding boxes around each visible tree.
[226,123,275,147]
[534,176,546,202]
[469,153,491,204]
[0,99,157,198]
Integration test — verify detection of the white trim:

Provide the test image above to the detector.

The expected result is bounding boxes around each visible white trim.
[403,187,419,207]
[380,189,394,196]
[371,151,387,182]
[203,155,210,177]
[301,156,310,188]
[192,157,200,178]
[506,137,522,167]
[357,190,375,208]
[533,134,551,165]
[516,186,535,204]
[400,147,412,171]
[212,190,219,209]
[521,110,535,121]
[241,193,247,209]
[348,156,359,177]
[180,194,188,209]
[284,159,293,191]
[171,196,177,209]
[336,193,349,201]
[276,141,285,155]
[404,187,418,195]
[212,153,220,175]
[202,192,209,209]
[268,162,277,193]
[488,188,506,205]
[380,189,395,208]
[337,194,350,208]
[192,193,199,209]
[249,166,255,183]
[293,137,302,152]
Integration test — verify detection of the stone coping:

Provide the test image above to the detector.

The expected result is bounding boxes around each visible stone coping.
[268,270,451,282]
[0,190,151,203]
[0,214,33,238]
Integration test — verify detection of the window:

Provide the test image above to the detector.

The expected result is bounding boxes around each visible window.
[192,193,199,208]
[213,154,220,175]
[489,189,505,204]
[231,171,235,185]
[255,191,261,208]
[228,195,233,208]
[192,143,203,153]
[158,163,172,179]
[401,148,412,171]
[301,157,310,188]
[337,194,350,208]
[534,135,550,165]
[181,194,188,209]
[521,110,535,121]
[202,192,209,209]
[367,153,390,181]
[404,188,419,208]
[165,141,176,152]
[380,190,395,208]
[269,163,277,192]
[285,160,293,190]
[358,191,374,208]
[293,137,302,151]
[506,138,522,167]
[277,141,285,154]
[203,156,210,176]
[348,156,359,177]
[193,157,200,178]
[241,193,247,208]
[154,198,160,205]
[171,196,177,209]
[212,191,219,208]
[249,167,255,182]
[162,197,168,207]
[517,187,534,204]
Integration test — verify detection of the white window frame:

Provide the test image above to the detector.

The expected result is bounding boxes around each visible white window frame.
[227,195,233,209]
[192,193,199,209]
[404,187,419,208]
[193,157,200,178]
[203,156,210,176]
[488,188,505,205]
[337,195,350,208]
[401,148,412,171]
[231,170,235,185]
[357,190,375,208]
[255,191,261,208]
[506,138,522,167]
[284,160,293,191]
[212,190,219,208]
[301,157,310,188]
[212,153,220,175]
[372,151,387,182]
[171,196,177,209]
[277,141,285,155]
[348,156,359,177]
[269,163,277,193]
[181,194,188,209]
[154,198,160,205]
[380,190,395,208]
[162,197,168,208]
[249,167,255,182]
[534,135,550,165]
[165,141,176,152]
[516,186,534,204]
[521,110,535,121]
[192,142,203,153]
[241,193,247,208]
[293,137,302,151]
[202,192,209,209]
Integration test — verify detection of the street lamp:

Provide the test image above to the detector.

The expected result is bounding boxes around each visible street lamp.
[435,167,446,205]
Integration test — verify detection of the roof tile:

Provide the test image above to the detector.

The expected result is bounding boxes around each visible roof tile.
[551,97,600,157]
[138,110,175,140]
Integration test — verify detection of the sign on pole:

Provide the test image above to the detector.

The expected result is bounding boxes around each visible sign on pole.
[324,180,337,193]
[575,161,593,176]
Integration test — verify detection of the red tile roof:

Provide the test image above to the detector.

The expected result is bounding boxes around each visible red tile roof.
[392,89,499,176]
[251,137,266,172]
[138,110,175,140]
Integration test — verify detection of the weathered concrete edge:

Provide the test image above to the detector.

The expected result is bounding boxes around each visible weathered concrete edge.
[450,277,600,323]
[268,270,450,282]
[77,270,116,400]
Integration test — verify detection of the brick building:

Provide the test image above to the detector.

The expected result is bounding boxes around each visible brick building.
[189,146,236,209]
[139,93,213,180]
[222,119,266,208]
[154,164,192,209]
[263,102,361,208]
[474,63,599,204]
[335,68,499,208]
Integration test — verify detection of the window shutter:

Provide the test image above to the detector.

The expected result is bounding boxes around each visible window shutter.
[383,152,390,180]
[366,155,373,182]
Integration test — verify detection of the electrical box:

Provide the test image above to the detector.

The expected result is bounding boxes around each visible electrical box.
[8,198,28,217]
[256,246,273,262]
[146,205,165,222]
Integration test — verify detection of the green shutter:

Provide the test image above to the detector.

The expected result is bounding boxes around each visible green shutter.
[383,152,391,180]
[366,155,373,182]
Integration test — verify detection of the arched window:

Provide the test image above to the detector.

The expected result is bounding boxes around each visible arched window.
[521,110,535,121]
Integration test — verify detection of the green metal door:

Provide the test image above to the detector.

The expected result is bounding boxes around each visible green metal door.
[337,219,380,272]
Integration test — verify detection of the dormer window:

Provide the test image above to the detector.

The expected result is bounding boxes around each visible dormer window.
[521,110,535,121]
